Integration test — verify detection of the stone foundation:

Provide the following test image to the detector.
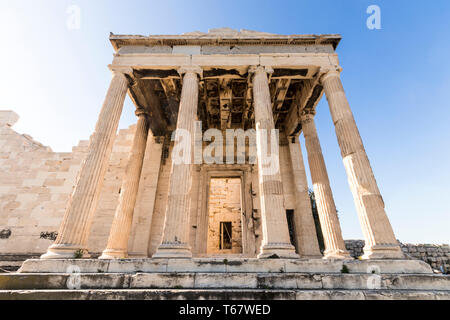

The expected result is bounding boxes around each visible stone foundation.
[0,258,448,300]
[17,258,433,274]
[2,289,450,300]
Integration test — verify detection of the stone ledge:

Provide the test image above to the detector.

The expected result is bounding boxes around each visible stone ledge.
[18,258,433,274]
[0,254,40,261]
[2,272,449,291]
[0,289,449,300]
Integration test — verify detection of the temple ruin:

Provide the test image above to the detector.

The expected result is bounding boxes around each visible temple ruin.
[1,29,448,300]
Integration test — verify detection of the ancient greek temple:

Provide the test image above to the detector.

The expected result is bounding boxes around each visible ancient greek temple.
[2,29,449,300]
[35,28,403,262]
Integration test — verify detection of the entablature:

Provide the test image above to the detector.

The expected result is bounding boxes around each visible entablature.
[109,30,340,137]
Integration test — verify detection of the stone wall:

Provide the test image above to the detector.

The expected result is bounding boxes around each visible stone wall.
[345,240,450,273]
[0,110,89,254]
[0,110,159,256]
[344,240,365,259]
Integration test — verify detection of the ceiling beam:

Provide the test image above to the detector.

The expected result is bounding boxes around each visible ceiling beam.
[284,77,323,137]
[272,78,291,124]
[219,79,232,130]
[159,78,179,127]
[128,79,169,136]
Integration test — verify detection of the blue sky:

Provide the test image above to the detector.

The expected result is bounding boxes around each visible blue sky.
[0,0,449,243]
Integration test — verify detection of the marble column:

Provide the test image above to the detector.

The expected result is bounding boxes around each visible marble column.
[288,137,322,257]
[250,65,298,259]
[301,112,350,259]
[321,68,403,259]
[99,108,149,259]
[152,66,202,258]
[41,70,129,259]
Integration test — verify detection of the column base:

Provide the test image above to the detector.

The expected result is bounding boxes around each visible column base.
[99,249,127,260]
[40,244,89,260]
[361,244,404,259]
[323,249,352,260]
[152,243,192,259]
[257,243,299,259]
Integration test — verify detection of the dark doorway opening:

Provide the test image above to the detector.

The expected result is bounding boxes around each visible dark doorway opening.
[220,221,232,250]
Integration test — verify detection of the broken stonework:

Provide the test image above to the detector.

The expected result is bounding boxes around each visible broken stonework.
[345,240,450,274]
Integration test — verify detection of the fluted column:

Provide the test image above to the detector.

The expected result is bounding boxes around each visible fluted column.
[41,71,129,259]
[250,65,298,259]
[288,137,322,257]
[321,68,403,259]
[301,112,350,259]
[99,108,149,259]
[152,66,202,258]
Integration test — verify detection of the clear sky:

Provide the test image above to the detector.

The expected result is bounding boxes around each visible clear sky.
[0,0,449,244]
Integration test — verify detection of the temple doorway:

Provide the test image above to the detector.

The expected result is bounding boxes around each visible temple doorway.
[206,177,243,254]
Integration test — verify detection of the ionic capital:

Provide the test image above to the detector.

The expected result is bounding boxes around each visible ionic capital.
[319,65,343,84]
[300,108,316,123]
[178,65,203,78]
[135,108,149,118]
[248,65,274,76]
[108,65,135,86]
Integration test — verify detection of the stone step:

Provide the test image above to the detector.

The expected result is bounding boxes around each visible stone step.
[0,288,449,300]
[1,272,449,291]
[18,258,433,274]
